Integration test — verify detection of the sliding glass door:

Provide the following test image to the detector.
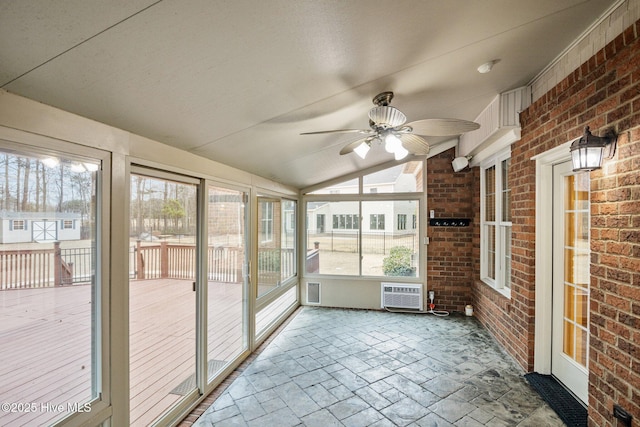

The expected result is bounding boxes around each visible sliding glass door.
[206,185,248,381]
[129,170,198,425]
[128,172,251,425]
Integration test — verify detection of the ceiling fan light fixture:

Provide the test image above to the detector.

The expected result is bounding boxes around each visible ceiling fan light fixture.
[394,144,409,160]
[301,91,480,161]
[384,133,402,153]
[369,106,407,128]
[354,141,371,159]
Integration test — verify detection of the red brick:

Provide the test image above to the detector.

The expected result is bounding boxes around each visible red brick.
[472,16,640,420]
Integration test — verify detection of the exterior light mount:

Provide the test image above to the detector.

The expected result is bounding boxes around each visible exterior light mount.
[570,126,617,172]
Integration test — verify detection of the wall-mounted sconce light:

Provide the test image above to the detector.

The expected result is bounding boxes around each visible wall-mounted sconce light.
[570,126,617,171]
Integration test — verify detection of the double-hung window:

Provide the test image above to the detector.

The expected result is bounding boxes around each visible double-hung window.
[481,149,512,296]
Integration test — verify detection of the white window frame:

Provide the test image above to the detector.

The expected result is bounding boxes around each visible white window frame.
[480,148,512,298]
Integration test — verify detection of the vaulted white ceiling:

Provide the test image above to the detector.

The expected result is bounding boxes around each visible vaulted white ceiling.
[0,0,616,188]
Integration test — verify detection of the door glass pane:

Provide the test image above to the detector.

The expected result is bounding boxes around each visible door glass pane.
[362,200,418,277]
[576,327,588,366]
[562,173,589,369]
[0,147,100,426]
[563,321,575,358]
[207,186,247,380]
[129,174,197,425]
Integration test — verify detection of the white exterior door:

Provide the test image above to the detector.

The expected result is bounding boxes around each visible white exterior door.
[551,160,589,404]
[32,220,57,241]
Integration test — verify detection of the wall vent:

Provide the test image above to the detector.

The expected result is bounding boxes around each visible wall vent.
[306,282,321,304]
[381,282,423,310]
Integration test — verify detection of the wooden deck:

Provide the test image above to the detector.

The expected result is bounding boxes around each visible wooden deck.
[0,278,245,427]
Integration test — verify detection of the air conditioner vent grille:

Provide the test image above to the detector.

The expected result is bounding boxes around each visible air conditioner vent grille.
[381,282,423,310]
[307,282,320,304]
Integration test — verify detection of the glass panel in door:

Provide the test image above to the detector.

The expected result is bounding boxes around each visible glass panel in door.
[562,173,590,368]
[206,186,247,380]
[0,147,101,426]
[552,162,589,405]
[129,173,198,425]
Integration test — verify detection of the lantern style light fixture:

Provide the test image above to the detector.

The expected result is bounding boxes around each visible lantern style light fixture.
[569,126,617,171]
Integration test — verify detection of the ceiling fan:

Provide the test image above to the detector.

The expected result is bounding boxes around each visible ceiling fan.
[301,91,480,160]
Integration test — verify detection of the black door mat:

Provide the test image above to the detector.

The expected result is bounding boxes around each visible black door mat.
[170,359,227,395]
[525,372,587,427]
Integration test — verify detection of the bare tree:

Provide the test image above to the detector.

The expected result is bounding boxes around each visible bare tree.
[21,158,31,211]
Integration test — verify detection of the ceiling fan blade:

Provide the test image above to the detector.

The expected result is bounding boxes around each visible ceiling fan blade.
[404,118,480,136]
[339,137,376,155]
[301,129,373,136]
[399,134,429,155]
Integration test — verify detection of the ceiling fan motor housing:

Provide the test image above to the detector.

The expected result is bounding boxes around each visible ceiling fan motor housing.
[368,106,406,129]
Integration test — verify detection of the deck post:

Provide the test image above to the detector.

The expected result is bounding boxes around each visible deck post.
[160,241,169,278]
[54,241,62,286]
[136,240,145,280]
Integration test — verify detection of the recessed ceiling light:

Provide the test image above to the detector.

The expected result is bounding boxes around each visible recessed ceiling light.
[477,60,499,73]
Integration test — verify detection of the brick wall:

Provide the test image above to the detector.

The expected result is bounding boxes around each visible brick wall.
[469,161,535,371]
[426,148,474,312]
[473,19,640,427]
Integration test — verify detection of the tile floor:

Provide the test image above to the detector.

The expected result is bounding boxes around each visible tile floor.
[192,307,564,426]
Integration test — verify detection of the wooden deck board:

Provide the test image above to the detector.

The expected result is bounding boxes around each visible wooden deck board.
[0,278,246,427]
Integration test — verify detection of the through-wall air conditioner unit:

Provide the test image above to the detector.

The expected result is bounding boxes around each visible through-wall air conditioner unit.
[381,282,423,310]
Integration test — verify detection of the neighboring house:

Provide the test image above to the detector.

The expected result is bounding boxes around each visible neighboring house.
[0,211,82,244]
[307,165,419,234]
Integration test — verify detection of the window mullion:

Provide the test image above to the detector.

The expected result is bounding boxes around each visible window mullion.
[358,201,363,276]
[495,159,502,289]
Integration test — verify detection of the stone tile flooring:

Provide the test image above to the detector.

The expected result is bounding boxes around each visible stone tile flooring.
[193,307,564,426]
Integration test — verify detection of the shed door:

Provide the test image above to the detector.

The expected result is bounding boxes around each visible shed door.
[32,220,57,241]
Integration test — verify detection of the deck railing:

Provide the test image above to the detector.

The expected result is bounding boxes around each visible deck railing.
[0,248,54,289]
[1,241,297,290]
[132,241,245,282]
[0,242,78,290]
